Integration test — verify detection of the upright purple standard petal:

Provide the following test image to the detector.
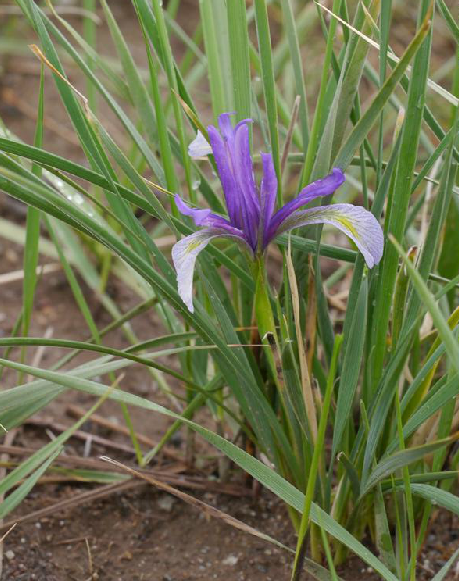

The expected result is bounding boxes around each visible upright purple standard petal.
[259,153,277,247]
[208,124,241,229]
[266,168,345,243]
[207,114,260,251]
[233,122,260,247]
[218,113,236,141]
[272,203,384,268]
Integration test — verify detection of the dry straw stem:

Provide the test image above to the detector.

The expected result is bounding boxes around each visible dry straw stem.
[0,6,100,21]
[281,95,301,175]
[286,240,318,442]
[29,44,90,113]
[0,264,61,286]
[0,524,17,544]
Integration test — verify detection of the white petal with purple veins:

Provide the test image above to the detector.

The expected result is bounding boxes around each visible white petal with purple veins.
[274,204,384,268]
[188,130,212,159]
[172,229,251,313]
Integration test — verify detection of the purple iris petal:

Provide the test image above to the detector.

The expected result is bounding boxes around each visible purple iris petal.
[218,113,236,141]
[172,227,252,313]
[208,125,241,229]
[207,114,261,251]
[259,153,277,247]
[218,113,253,139]
[175,194,213,225]
[233,122,260,249]
[175,195,248,239]
[271,203,384,268]
[266,168,345,244]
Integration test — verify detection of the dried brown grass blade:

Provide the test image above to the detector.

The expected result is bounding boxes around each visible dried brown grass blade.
[286,240,318,441]
[281,95,301,175]
[305,255,317,377]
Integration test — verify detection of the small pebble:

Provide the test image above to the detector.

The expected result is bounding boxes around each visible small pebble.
[157,495,175,512]
[222,555,238,566]
[5,550,14,561]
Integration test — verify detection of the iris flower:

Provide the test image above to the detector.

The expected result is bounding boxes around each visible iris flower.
[172,113,384,312]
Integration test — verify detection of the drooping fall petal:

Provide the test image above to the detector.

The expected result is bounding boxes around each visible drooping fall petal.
[172,229,251,313]
[273,203,384,268]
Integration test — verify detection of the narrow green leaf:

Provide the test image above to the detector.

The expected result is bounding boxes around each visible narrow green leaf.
[334,4,433,171]
[409,484,459,517]
[22,64,44,343]
[227,0,251,121]
[332,278,367,458]
[362,435,459,496]
[436,0,459,45]
[370,0,434,389]
[0,448,62,519]
[279,0,309,149]
[432,546,459,581]
[150,0,193,198]
[390,236,459,375]
[399,373,459,445]
[199,0,227,117]
[99,0,157,144]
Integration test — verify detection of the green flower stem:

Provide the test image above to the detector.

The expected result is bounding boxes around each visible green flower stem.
[253,255,277,343]
[253,255,300,481]
[291,335,343,581]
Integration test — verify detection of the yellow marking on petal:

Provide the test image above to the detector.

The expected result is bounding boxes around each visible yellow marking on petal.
[186,240,205,253]
[328,212,359,239]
